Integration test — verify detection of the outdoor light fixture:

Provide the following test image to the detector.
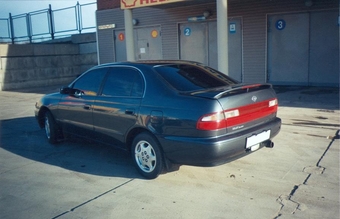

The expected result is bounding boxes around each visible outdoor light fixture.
[132,19,139,26]
[203,10,211,18]
[188,10,211,22]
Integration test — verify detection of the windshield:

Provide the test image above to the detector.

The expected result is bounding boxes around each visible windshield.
[153,64,237,92]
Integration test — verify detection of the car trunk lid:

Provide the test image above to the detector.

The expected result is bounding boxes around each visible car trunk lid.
[193,84,278,133]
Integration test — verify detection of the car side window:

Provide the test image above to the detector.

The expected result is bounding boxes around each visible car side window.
[72,68,107,96]
[101,67,144,97]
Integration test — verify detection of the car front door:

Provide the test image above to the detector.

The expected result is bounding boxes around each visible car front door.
[57,68,108,137]
[93,66,144,146]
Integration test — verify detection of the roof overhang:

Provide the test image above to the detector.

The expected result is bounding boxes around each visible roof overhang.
[120,0,193,9]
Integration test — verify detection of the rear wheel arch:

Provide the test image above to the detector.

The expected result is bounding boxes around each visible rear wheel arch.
[130,131,165,179]
[126,126,180,175]
[126,127,157,151]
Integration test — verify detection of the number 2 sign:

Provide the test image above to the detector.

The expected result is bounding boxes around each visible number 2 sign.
[184,27,191,36]
[275,19,286,30]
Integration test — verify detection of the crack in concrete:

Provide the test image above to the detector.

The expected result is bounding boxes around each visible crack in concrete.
[273,130,339,218]
[274,184,303,218]
[52,178,135,219]
[275,193,301,218]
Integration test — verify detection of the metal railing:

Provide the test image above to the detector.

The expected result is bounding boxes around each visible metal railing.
[0,1,96,44]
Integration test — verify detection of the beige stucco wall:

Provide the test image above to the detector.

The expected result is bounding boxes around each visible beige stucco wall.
[0,33,98,91]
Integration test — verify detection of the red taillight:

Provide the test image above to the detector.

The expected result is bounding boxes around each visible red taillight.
[197,98,278,131]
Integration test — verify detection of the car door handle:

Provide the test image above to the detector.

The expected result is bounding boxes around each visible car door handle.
[84,105,91,110]
[125,109,135,115]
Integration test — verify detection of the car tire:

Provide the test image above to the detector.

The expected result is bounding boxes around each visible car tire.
[131,132,163,179]
[44,111,59,144]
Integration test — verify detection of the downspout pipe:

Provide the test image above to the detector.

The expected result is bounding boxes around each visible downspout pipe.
[217,0,229,75]
[124,9,135,61]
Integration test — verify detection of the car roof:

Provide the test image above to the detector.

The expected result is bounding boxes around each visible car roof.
[94,60,203,69]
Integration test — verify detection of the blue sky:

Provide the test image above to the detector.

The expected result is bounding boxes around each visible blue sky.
[0,0,96,18]
[0,0,97,41]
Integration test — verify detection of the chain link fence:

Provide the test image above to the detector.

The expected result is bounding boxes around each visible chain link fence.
[0,2,96,44]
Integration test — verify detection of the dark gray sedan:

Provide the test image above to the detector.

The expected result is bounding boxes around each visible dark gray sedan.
[35,60,281,179]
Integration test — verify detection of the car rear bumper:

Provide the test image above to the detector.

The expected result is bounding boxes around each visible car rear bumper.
[159,117,281,166]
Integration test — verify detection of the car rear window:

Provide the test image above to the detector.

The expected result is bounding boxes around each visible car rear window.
[153,64,237,92]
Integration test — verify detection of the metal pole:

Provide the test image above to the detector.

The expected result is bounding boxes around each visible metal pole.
[48,4,55,40]
[9,13,14,44]
[217,0,229,75]
[76,1,82,34]
[124,9,135,61]
[26,13,32,43]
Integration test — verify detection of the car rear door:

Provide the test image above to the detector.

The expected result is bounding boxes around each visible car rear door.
[93,66,144,146]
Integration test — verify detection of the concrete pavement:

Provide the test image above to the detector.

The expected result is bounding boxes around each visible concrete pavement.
[0,86,339,219]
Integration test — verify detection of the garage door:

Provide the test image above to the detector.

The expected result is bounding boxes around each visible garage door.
[114,26,162,61]
[309,11,339,86]
[267,13,309,85]
[267,11,339,87]
[179,22,208,64]
[179,18,243,81]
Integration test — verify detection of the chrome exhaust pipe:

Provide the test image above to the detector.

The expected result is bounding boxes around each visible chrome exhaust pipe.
[261,140,274,148]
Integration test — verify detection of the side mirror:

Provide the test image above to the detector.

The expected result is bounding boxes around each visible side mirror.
[60,86,84,97]
[60,86,72,94]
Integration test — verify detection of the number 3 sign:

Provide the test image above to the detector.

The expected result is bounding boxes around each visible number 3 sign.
[275,19,286,30]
